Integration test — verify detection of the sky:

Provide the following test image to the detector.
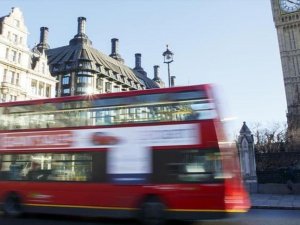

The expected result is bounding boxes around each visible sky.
[0,0,287,138]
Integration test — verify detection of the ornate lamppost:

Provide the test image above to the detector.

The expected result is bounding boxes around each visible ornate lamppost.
[162,45,174,87]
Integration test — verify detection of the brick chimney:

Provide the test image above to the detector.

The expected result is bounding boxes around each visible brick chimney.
[154,65,159,79]
[109,38,124,63]
[133,53,147,77]
[77,17,86,34]
[69,17,91,45]
[37,27,49,52]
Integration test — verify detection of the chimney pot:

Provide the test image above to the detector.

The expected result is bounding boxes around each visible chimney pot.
[111,38,119,55]
[135,53,142,68]
[78,17,86,34]
[154,65,159,78]
[40,27,49,44]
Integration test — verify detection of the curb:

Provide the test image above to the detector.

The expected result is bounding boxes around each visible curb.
[251,205,300,210]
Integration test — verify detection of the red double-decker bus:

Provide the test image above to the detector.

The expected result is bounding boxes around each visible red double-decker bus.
[0,84,250,224]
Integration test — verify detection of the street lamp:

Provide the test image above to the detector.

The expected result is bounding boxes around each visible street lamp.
[162,45,174,87]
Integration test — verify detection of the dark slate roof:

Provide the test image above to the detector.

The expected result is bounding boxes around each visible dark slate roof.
[239,121,252,135]
[46,39,159,89]
[133,70,159,89]
[238,122,254,144]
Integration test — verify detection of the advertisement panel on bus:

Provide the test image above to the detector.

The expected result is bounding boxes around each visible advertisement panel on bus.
[0,124,199,184]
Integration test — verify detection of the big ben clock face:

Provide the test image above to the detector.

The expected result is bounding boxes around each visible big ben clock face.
[280,0,300,13]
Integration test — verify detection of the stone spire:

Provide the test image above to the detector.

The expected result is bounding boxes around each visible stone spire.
[237,121,257,193]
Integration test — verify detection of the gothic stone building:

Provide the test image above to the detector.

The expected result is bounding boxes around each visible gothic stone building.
[271,0,300,148]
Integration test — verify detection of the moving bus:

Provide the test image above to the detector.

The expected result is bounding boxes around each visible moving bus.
[0,84,250,224]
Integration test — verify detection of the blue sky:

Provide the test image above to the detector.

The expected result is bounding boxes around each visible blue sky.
[0,0,286,138]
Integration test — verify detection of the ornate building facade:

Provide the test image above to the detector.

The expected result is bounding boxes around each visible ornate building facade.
[1,8,164,102]
[271,0,300,147]
[36,17,163,97]
[0,7,56,102]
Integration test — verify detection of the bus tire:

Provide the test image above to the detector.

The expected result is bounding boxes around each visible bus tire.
[2,193,23,217]
[140,196,166,225]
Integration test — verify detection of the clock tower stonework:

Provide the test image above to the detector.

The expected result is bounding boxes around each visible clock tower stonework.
[271,0,300,149]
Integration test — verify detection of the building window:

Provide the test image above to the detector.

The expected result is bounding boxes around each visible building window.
[11,50,17,62]
[5,48,9,59]
[77,76,92,84]
[18,53,21,64]
[105,82,112,93]
[3,69,7,82]
[10,72,15,84]
[2,94,7,102]
[46,85,51,97]
[96,78,103,88]
[9,95,14,102]
[63,88,70,95]
[114,85,120,92]
[5,71,13,84]
[16,73,20,86]
[76,87,87,93]
[31,80,37,95]
[39,82,45,96]
[62,74,70,85]
[13,34,18,44]
[96,78,103,93]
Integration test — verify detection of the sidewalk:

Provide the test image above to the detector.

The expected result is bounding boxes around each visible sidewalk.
[250,193,300,210]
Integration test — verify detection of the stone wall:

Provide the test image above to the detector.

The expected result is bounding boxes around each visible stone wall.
[255,152,300,172]
[258,183,300,194]
[255,152,300,194]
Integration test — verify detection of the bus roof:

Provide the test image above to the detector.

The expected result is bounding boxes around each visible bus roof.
[0,84,214,107]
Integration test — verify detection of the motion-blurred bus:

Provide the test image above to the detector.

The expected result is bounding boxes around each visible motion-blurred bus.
[0,84,250,224]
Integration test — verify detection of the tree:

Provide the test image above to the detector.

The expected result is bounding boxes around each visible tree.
[250,122,288,153]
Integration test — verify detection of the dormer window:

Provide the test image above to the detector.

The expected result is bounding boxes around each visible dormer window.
[138,78,146,86]
[53,65,59,72]
[66,63,72,69]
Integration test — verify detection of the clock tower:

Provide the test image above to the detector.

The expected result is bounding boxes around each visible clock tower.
[271,0,300,149]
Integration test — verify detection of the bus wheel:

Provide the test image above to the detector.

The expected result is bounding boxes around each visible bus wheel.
[3,193,23,217]
[140,197,166,225]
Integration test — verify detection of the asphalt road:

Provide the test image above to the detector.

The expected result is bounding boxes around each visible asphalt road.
[0,209,299,225]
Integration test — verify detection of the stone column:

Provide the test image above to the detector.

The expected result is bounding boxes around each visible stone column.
[237,122,258,193]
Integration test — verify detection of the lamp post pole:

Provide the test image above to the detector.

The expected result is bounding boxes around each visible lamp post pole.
[167,61,171,87]
[162,45,174,87]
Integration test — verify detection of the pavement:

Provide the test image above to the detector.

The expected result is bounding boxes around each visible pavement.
[251,193,300,210]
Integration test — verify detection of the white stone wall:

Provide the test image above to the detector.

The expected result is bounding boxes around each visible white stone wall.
[0,7,56,102]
